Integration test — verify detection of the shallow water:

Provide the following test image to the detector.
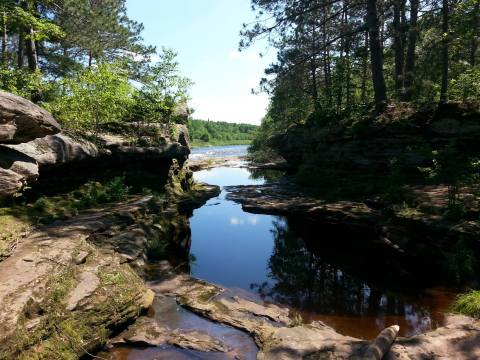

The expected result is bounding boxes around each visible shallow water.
[189,157,458,340]
[190,145,249,160]
[104,146,461,359]
[101,297,257,360]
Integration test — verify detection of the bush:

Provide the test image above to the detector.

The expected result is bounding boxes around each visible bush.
[450,68,480,102]
[46,63,134,135]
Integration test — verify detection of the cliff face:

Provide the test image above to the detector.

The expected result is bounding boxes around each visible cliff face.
[271,102,480,183]
[0,91,192,199]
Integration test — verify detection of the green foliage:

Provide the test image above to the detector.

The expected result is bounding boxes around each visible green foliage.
[29,176,130,224]
[188,119,257,145]
[450,68,480,101]
[0,0,191,139]
[245,0,480,161]
[46,63,134,134]
[129,48,192,127]
[0,68,49,100]
[453,290,480,318]
[1,1,64,42]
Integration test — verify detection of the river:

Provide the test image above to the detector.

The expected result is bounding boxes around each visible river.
[104,145,459,359]
[189,145,457,340]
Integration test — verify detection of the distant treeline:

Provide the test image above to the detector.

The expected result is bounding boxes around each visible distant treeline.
[188,119,258,145]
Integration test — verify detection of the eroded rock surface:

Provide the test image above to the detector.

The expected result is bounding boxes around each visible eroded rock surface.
[0,197,155,359]
[0,90,61,143]
[148,265,480,360]
[6,133,98,168]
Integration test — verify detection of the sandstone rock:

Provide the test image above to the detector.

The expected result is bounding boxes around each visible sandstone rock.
[0,167,25,197]
[117,317,230,352]
[6,133,98,169]
[66,271,100,311]
[271,103,480,179]
[142,289,155,309]
[0,90,61,143]
[0,146,39,197]
[73,251,90,265]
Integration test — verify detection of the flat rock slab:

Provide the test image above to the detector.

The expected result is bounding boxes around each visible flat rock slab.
[0,196,154,341]
[66,271,100,311]
[150,265,480,360]
[120,321,231,352]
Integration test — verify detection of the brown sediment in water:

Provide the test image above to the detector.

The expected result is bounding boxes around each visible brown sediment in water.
[104,346,244,360]
[101,296,258,360]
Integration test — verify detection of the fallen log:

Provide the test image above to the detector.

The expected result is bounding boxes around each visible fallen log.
[363,325,400,360]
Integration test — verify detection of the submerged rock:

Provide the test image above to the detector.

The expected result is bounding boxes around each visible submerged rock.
[149,264,480,360]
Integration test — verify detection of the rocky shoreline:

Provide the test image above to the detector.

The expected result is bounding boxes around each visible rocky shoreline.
[1,90,479,359]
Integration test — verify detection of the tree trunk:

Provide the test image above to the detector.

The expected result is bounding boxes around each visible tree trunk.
[1,10,6,65]
[361,31,369,103]
[17,33,24,68]
[470,1,479,67]
[366,0,387,110]
[323,19,333,108]
[25,27,38,72]
[393,0,406,98]
[311,61,321,112]
[440,0,449,104]
[404,0,419,100]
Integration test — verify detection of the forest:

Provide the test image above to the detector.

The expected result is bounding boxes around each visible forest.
[244,0,479,156]
[188,119,257,147]
[0,0,191,138]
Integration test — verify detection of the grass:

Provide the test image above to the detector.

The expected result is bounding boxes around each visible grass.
[1,250,147,359]
[452,290,480,318]
[190,139,251,148]
[0,213,30,259]
[1,176,130,224]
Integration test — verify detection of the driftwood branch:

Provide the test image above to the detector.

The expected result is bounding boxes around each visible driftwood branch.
[363,325,400,360]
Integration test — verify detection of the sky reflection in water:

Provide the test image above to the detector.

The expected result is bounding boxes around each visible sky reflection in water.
[190,148,456,339]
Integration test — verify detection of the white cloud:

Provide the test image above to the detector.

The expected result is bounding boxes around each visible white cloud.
[230,217,245,225]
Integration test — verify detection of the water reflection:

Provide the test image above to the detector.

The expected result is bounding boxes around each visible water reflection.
[190,162,457,340]
[252,218,456,339]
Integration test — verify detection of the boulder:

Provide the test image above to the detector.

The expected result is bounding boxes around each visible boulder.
[6,133,98,169]
[0,91,61,144]
[0,146,39,197]
[0,168,25,198]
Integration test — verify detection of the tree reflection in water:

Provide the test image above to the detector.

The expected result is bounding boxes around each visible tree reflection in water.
[251,218,454,338]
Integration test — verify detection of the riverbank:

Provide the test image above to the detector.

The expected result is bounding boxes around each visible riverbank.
[190,140,251,148]
[1,91,479,360]
[93,150,479,359]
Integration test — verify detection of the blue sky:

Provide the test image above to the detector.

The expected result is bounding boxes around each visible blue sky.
[125,0,276,125]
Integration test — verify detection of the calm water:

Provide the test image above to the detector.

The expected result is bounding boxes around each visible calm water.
[190,152,458,340]
[101,297,257,360]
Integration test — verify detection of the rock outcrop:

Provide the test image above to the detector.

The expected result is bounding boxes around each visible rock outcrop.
[0,182,219,359]
[271,102,480,180]
[0,90,61,143]
[0,90,192,199]
[143,265,480,360]
[5,133,98,169]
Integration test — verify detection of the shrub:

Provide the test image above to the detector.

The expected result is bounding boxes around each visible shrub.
[453,290,480,318]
